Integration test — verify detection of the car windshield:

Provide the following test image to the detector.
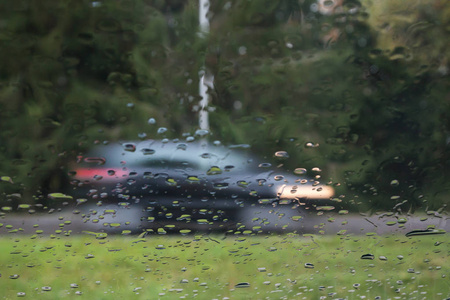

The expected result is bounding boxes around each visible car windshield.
[80,140,259,171]
[0,0,448,298]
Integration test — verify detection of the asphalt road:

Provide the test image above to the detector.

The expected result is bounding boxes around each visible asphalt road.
[1,206,448,236]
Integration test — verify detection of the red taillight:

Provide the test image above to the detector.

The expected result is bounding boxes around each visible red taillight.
[71,168,129,182]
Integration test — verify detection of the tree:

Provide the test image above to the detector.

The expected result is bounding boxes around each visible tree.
[0,0,448,212]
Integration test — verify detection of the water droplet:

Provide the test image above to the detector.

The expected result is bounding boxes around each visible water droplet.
[48,193,73,200]
[316,206,335,211]
[258,163,272,168]
[177,143,187,150]
[390,180,399,186]
[274,175,284,181]
[96,233,107,239]
[123,143,136,152]
[294,168,307,175]
[207,166,222,175]
[195,129,209,136]
[304,263,314,269]
[148,118,156,125]
[1,176,13,183]
[17,292,26,297]
[237,180,249,187]
[200,153,211,159]
[274,151,289,159]
[9,274,19,279]
[166,178,177,186]
[235,282,250,288]
[305,142,319,148]
[157,127,167,134]
[93,175,103,181]
[258,267,267,272]
[141,148,155,155]
[42,286,52,291]
[405,229,446,237]
[361,254,374,260]
[397,217,407,224]
[180,229,191,235]
[187,176,200,183]
[257,179,266,186]
[84,157,106,165]
[258,199,272,204]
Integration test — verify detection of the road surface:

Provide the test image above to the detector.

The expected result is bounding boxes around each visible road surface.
[0,205,448,236]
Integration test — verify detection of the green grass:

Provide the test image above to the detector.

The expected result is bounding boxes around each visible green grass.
[0,233,448,299]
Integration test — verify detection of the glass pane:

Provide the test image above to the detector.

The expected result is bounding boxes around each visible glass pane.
[0,0,448,298]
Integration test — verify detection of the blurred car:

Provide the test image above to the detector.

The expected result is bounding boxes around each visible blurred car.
[66,139,334,232]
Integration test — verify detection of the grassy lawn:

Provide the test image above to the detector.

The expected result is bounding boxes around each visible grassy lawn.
[0,232,448,299]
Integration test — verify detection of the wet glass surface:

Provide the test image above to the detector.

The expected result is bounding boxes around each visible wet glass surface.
[0,0,449,298]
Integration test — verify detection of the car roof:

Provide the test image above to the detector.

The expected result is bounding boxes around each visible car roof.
[82,140,259,172]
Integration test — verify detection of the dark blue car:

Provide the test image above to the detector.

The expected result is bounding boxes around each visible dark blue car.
[67,139,334,232]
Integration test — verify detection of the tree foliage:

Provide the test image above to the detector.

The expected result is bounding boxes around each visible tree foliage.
[0,0,448,212]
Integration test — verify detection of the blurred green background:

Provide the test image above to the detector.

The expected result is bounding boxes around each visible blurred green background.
[0,0,448,212]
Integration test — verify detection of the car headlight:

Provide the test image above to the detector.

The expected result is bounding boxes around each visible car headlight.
[277,184,334,200]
